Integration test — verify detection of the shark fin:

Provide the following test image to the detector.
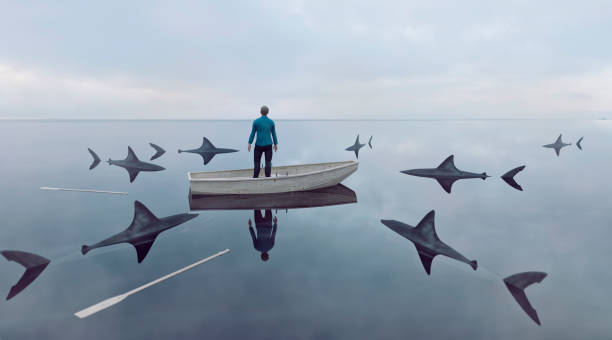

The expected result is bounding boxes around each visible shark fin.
[554,148,560,157]
[128,201,161,231]
[414,210,437,238]
[126,146,139,162]
[555,134,563,144]
[368,136,373,149]
[354,149,359,159]
[504,272,547,325]
[2,250,50,300]
[501,165,526,191]
[131,239,157,263]
[437,155,457,171]
[201,137,215,150]
[149,143,166,160]
[576,137,583,150]
[436,178,456,193]
[88,148,101,170]
[414,244,435,275]
[202,153,215,165]
[127,168,140,183]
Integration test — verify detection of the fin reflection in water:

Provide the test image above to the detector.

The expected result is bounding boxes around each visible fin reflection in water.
[108,147,165,183]
[381,211,477,275]
[401,155,489,194]
[178,137,238,165]
[81,201,198,263]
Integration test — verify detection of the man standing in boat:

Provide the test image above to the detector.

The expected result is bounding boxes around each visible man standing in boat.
[248,105,278,178]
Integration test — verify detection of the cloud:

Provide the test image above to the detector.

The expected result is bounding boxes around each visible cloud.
[0,0,611,118]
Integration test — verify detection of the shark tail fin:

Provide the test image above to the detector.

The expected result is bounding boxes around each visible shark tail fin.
[368,136,373,149]
[501,165,526,191]
[470,260,478,270]
[88,148,101,170]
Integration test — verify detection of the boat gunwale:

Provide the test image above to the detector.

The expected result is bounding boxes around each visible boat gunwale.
[188,160,357,183]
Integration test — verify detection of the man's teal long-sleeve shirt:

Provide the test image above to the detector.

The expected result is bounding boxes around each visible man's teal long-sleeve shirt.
[248,116,278,146]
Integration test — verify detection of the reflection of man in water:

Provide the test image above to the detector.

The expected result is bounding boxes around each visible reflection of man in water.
[249,209,277,262]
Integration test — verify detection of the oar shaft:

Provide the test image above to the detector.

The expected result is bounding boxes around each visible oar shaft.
[125,249,230,296]
[75,249,230,319]
[40,187,128,195]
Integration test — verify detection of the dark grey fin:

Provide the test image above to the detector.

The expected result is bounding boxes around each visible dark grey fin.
[202,153,215,165]
[88,148,101,170]
[131,239,157,263]
[127,168,140,183]
[354,149,359,159]
[81,245,91,255]
[554,148,560,157]
[1,250,50,300]
[504,271,547,325]
[414,244,435,275]
[368,136,373,149]
[355,134,360,145]
[126,146,139,162]
[576,137,583,150]
[555,134,563,144]
[437,155,457,171]
[128,201,161,232]
[436,178,456,193]
[501,165,526,191]
[414,210,438,240]
[149,143,166,160]
[201,137,215,150]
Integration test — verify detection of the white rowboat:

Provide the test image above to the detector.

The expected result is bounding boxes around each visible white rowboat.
[188,161,358,195]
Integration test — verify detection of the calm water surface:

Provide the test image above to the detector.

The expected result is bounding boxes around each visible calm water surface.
[0,120,611,339]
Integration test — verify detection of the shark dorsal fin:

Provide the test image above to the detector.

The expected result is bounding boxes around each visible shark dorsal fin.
[201,137,215,150]
[355,134,360,145]
[128,201,160,231]
[132,239,157,263]
[555,134,563,144]
[414,210,438,240]
[437,155,457,171]
[414,244,435,275]
[126,146,139,162]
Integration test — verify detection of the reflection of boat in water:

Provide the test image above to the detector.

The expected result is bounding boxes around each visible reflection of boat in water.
[188,161,358,194]
[189,184,357,211]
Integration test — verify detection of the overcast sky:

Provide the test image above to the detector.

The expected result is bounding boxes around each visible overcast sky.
[1,0,611,119]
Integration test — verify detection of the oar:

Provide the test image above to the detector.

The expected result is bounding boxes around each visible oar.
[40,187,128,195]
[75,248,230,319]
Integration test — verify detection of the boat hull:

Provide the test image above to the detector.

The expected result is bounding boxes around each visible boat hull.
[188,161,358,195]
[189,184,357,210]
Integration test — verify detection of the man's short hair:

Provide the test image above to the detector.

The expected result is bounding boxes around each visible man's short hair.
[260,105,269,115]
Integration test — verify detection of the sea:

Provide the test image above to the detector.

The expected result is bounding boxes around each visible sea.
[0,119,610,339]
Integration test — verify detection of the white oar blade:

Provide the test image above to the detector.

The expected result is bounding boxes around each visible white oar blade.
[75,294,127,319]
